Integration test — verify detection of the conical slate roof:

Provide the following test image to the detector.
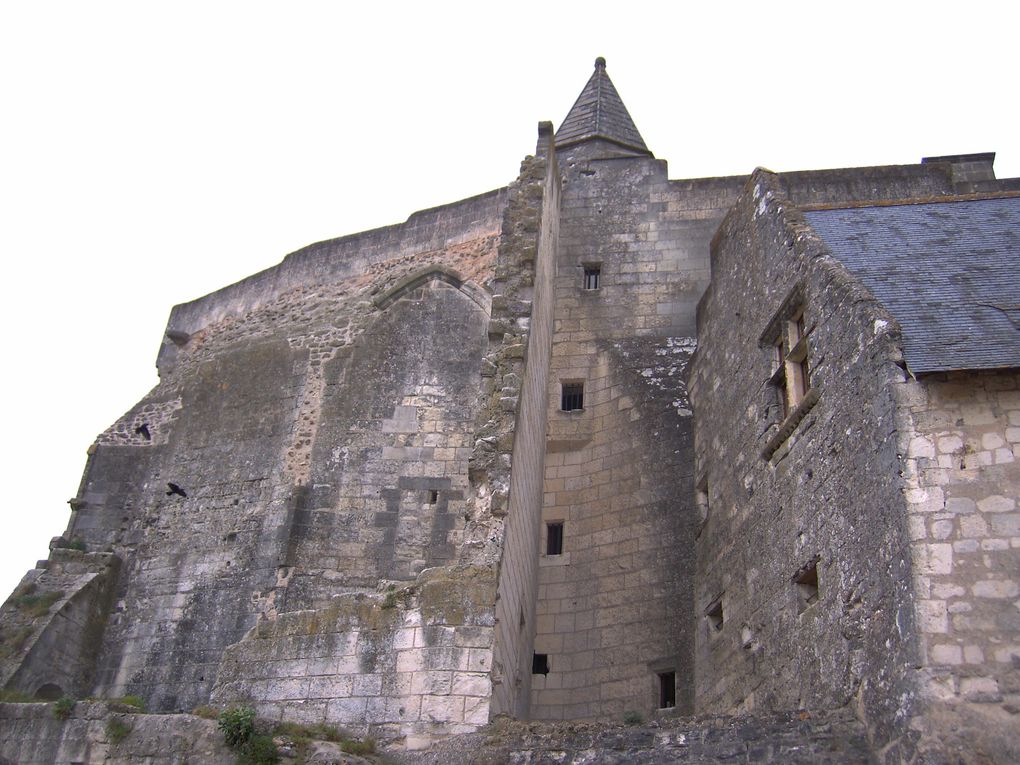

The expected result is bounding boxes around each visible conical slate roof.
[555,57,650,155]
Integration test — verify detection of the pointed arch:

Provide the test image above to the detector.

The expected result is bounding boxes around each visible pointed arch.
[371,265,490,313]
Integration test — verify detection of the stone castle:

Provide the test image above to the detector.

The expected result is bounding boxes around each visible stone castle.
[2,59,1018,763]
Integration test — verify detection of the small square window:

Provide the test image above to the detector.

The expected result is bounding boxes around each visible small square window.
[658,671,676,708]
[793,557,820,612]
[546,522,564,555]
[532,653,550,675]
[583,266,600,290]
[427,490,439,504]
[561,382,584,411]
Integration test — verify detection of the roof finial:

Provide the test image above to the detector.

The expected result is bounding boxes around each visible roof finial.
[595,56,606,70]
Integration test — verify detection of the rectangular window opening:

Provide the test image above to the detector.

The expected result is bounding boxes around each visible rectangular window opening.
[546,522,564,556]
[561,382,584,411]
[427,489,439,504]
[658,671,676,709]
[532,653,550,675]
[583,266,601,290]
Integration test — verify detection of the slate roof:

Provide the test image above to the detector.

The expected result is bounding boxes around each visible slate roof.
[805,197,1020,374]
[555,57,650,155]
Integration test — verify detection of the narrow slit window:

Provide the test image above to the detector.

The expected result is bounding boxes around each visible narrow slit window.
[658,671,676,708]
[427,490,439,505]
[546,522,564,555]
[532,653,550,675]
[793,557,820,611]
[561,382,584,411]
[583,266,600,290]
[705,598,724,632]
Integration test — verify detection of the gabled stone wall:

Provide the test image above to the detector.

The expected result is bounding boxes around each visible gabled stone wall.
[689,170,923,760]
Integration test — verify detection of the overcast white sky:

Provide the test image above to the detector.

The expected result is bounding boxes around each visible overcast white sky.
[0,1,1017,597]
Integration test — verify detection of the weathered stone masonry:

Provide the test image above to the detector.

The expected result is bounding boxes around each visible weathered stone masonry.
[2,59,1019,764]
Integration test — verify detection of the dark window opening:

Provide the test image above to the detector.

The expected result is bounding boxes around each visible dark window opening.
[706,598,724,632]
[427,490,439,504]
[35,683,64,701]
[658,671,676,708]
[546,522,564,555]
[793,557,820,610]
[532,653,550,675]
[583,266,600,290]
[561,382,584,411]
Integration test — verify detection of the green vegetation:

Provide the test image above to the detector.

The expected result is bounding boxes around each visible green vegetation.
[0,626,33,659]
[273,720,343,743]
[109,694,146,711]
[0,689,36,703]
[622,710,644,726]
[341,737,377,755]
[106,717,132,744]
[16,590,64,618]
[193,704,220,720]
[381,591,398,609]
[53,696,75,720]
[218,705,256,747]
[218,705,279,764]
[54,537,87,552]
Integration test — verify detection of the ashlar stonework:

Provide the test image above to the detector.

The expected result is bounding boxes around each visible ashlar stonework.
[2,59,1018,764]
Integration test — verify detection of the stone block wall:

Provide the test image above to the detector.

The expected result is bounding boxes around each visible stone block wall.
[529,147,727,721]
[893,368,1020,760]
[212,565,496,749]
[689,170,923,760]
[54,184,503,715]
[489,124,561,719]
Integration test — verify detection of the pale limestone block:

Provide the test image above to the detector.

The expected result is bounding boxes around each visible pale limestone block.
[421,694,465,723]
[908,436,935,459]
[982,433,1005,450]
[937,455,957,469]
[1011,411,1020,426]
[993,646,1020,663]
[981,539,1009,550]
[963,451,993,469]
[991,514,1020,536]
[262,678,308,701]
[326,697,367,722]
[945,497,977,514]
[938,435,964,453]
[337,655,362,674]
[466,648,491,672]
[410,671,452,696]
[977,495,1015,513]
[908,515,927,542]
[404,735,433,751]
[972,580,1020,598]
[396,650,425,673]
[392,628,416,651]
[933,583,966,599]
[463,695,491,725]
[1005,426,1020,443]
[305,658,337,676]
[305,675,354,700]
[960,676,1002,702]
[959,515,989,538]
[964,645,985,663]
[931,520,954,540]
[929,643,962,665]
[994,448,1015,464]
[953,540,980,553]
[917,600,948,633]
[915,543,953,575]
[352,674,383,696]
[947,601,972,614]
[452,672,491,698]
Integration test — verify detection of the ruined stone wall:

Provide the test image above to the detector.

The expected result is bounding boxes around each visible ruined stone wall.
[52,189,505,719]
[893,369,1020,762]
[688,170,922,760]
[489,125,560,719]
[529,146,730,721]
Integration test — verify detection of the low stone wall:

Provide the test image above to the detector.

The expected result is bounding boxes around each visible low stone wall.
[391,708,874,764]
[0,701,233,765]
[212,565,497,750]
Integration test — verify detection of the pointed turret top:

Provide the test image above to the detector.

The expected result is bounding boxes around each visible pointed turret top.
[555,57,650,156]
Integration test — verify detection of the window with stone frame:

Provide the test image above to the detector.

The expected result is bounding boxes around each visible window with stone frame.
[761,291,819,459]
[769,307,810,418]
